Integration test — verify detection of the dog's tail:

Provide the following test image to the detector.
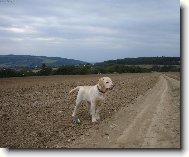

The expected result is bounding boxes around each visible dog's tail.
[69,86,81,94]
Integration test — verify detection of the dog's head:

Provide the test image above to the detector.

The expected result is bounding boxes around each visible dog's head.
[98,77,114,93]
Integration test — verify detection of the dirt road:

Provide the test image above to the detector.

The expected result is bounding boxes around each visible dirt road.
[69,74,180,148]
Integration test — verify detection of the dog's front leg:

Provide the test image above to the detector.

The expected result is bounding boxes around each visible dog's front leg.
[91,101,97,123]
[87,101,91,115]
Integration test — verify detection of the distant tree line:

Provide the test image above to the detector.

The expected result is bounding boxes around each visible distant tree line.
[96,57,180,66]
[0,63,180,78]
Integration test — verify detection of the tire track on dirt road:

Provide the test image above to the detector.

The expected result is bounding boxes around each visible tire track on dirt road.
[141,75,180,148]
[114,75,169,148]
[114,75,180,148]
[69,74,180,148]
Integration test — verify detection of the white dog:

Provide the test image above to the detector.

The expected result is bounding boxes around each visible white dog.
[69,77,114,122]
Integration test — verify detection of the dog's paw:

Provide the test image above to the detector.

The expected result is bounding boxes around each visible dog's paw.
[96,114,100,120]
[92,117,97,123]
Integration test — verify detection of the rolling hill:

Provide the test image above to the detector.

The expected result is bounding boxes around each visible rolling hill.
[0,55,87,67]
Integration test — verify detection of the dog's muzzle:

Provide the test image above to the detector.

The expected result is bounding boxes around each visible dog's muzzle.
[108,85,114,90]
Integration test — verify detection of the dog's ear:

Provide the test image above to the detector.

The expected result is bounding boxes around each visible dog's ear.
[98,78,106,93]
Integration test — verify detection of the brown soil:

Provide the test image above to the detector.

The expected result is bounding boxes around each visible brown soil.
[0,73,180,148]
[163,72,180,80]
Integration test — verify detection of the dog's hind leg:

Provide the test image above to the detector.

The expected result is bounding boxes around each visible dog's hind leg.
[72,97,82,117]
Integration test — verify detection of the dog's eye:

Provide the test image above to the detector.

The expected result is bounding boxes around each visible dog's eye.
[106,82,109,84]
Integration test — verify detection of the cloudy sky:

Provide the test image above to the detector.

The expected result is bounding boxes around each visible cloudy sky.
[0,0,180,62]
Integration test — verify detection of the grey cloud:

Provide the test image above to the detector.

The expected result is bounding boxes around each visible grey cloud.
[0,0,180,62]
